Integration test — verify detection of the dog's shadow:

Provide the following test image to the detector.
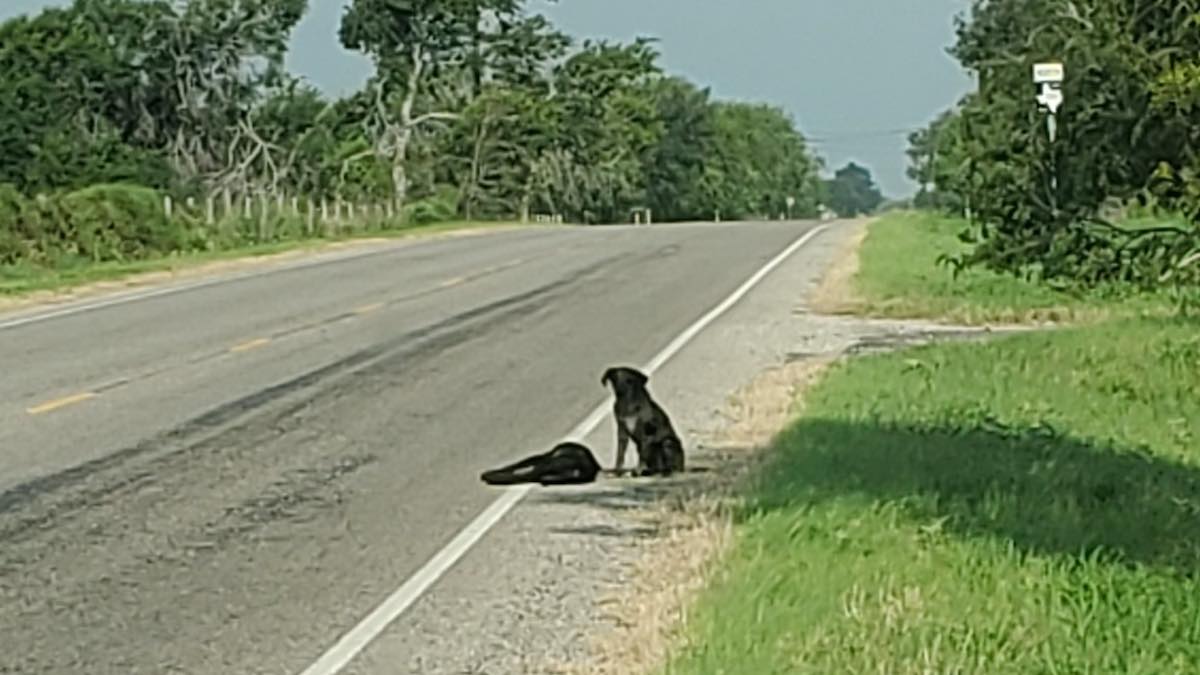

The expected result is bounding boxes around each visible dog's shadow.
[527,458,728,542]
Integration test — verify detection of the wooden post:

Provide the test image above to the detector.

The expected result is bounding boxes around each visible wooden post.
[206,194,215,225]
[258,193,269,241]
[163,195,173,219]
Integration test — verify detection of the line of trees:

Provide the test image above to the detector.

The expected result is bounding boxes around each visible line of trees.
[906,0,1200,292]
[0,0,830,268]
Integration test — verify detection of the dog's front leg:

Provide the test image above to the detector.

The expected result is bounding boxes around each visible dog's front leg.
[614,422,631,475]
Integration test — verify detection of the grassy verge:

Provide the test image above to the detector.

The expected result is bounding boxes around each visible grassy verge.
[0,219,531,298]
[661,209,1200,673]
[849,210,1172,325]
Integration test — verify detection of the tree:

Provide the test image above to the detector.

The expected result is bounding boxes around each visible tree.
[824,162,884,217]
[640,76,716,222]
[530,37,664,224]
[701,102,823,221]
[338,0,525,213]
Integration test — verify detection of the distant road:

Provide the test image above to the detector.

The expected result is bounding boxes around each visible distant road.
[0,220,821,674]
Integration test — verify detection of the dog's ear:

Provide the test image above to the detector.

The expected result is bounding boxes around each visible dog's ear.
[601,367,617,388]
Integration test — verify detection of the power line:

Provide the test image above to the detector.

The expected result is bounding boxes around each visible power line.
[802,126,925,145]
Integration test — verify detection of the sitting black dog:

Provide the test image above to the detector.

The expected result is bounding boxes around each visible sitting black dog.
[480,442,602,486]
[601,366,685,477]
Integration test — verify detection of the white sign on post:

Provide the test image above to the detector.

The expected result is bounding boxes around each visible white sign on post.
[1033,61,1065,116]
[1039,87,1064,114]
[1033,62,1064,84]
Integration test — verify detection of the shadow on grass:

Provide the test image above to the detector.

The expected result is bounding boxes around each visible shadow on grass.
[747,418,1200,574]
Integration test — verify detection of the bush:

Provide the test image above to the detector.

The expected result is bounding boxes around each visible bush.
[56,183,185,262]
[404,185,460,225]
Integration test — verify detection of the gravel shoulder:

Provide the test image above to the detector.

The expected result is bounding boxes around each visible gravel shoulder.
[334,218,1025,675]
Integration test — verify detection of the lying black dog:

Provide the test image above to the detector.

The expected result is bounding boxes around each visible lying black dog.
[601,365,685,477]
[480,442,602,486]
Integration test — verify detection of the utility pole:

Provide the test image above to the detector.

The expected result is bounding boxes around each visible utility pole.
[1033,62,1065,213]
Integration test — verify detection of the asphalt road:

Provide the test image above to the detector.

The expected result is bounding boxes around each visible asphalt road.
[0,220,821,674]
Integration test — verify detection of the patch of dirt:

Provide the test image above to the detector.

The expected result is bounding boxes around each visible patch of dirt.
[0,225,526,315]
[808,217,872,316]
[553,357,836,675]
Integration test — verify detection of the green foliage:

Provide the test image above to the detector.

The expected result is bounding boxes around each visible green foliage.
[639,76,715,221]
[0,183,180,266]
[701,102,823,221]
[0,0,829,278]
[905,0,1200,295]
[405,185,461,225]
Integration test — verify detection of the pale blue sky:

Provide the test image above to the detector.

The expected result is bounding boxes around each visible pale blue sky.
[4,0,974,197]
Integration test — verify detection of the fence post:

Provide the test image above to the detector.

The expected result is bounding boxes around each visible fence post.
[163,195,173,219]
[206,194,215,226]
[307,197,316,235]
[259,193,270,240]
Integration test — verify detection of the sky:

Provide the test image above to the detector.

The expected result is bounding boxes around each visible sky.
[3,0,976,198]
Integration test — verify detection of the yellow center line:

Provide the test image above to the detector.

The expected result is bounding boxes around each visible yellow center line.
[439,276,467,288]
[353,302,385,315]
[230,337,271,353]
[27,391,98,415]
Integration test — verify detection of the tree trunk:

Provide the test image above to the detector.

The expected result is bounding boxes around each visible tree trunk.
[391,148,410,224]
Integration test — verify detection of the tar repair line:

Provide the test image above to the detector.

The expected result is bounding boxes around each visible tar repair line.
[296,223,831,675]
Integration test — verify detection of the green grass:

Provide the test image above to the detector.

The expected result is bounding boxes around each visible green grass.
[851,210,1172,325]
[0,218,533,297]
[663,208,1200,673]
[665,317,1200,674]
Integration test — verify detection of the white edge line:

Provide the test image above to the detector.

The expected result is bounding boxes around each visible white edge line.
[296,223,831,675]
[0,227,543,331]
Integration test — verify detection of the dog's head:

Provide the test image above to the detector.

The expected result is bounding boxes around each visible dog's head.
[601,366,649,398]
